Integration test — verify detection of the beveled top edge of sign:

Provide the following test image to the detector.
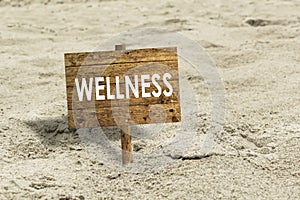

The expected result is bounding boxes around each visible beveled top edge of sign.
[64,46,177,56]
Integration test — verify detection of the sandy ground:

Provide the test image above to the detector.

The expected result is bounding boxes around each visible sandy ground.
[1,0,300,199]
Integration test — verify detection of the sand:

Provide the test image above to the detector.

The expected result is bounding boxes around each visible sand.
[0,0,299,199]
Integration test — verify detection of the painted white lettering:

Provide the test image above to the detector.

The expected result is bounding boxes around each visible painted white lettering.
[163,73,173,97]
[106,77,115,100]
[125,75,139,98]
[151,73,162,97]
[95,77,105,100]
[141,74,151,98]
[75,78,93,101]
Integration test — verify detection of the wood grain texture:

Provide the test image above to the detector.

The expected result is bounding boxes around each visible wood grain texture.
[67,80,180,109]
[65,47,181,128]
[121,125,132,164]
[65,61,179,86]
[115,44,132,165]
[68,103,181,128]
[65,47,177,67]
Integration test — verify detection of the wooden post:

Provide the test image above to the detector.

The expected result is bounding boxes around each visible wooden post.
[115,44,133,164]
[121,125,132,164]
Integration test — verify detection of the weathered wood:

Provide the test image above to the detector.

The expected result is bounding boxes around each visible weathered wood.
[67,93,180,110]
[121,125,132,164]
[64,46,181,128]
[115,44,132,165]
[67,80,180,109]
[65,61,179,86]
[115,44,126,51]
[64,45,182,165]
[68,103,181,128]
[65,47,177,67]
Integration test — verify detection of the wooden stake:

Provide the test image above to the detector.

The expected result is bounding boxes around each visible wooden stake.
[121,125,132,164]
[115,44,133,164]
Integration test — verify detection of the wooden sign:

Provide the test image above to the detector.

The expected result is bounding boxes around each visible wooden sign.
[65,47,181,129]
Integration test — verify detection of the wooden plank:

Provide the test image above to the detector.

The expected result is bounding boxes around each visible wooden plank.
[67,94,180,110]
[68,103,181,128]
[64,47,181,129]
[65,61,179,86]
[65,47,177,67]
[66,80,180,109]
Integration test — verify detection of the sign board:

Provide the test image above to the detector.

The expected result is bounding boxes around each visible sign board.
[64,47,181,129]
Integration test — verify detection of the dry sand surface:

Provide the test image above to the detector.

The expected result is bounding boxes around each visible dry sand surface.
[1,0,300,199]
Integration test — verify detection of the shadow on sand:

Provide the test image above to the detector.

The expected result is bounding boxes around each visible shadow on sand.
[23,115,126,148]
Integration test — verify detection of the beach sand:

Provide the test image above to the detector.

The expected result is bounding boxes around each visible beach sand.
[0,0,299,199]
